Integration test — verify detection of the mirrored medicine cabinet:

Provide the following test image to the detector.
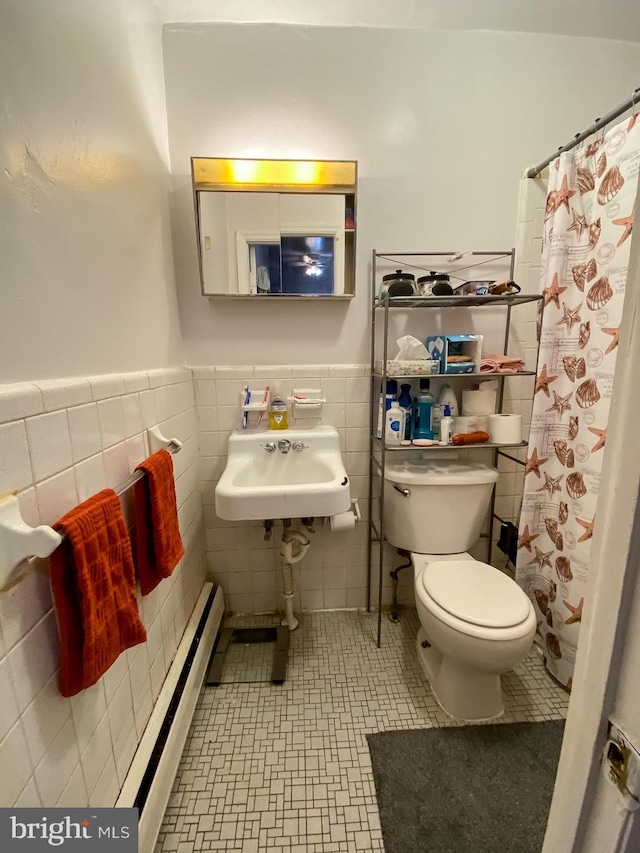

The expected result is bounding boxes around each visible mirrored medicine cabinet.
[191,158,357,300]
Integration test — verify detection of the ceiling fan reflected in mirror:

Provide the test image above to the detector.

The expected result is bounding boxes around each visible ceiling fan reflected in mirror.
[281,236,334,277]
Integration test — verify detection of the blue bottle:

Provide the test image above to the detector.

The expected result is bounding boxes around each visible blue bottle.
[398,383,413,440]
[412,379,434,440]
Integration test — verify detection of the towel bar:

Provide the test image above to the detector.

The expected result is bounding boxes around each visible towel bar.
[0,426,182,591]
[148,425,183,454]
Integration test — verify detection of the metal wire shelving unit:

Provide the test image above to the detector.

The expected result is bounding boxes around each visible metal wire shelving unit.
[367,249,544,647]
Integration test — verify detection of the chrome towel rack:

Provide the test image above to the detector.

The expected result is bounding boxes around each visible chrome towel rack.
[0,426,182,591]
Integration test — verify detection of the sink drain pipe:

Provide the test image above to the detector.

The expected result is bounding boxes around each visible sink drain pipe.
[280,519,310,631]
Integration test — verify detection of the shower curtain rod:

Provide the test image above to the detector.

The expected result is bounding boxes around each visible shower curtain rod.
[527,86,640,178]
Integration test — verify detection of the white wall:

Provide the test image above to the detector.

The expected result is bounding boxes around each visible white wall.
[163,24,640,367]
[0,0,185,383]
[0,0,208,811]
[157,0,640,43]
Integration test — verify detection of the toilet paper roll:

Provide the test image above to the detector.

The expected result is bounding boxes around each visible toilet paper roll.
[330,510,356,532]
[462,389,497,416]
[488,414,522,444]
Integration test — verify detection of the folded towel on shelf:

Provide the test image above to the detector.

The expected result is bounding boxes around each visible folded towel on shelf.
[133,449,185,596]
[480,354,526,373]
[50,489,147,697]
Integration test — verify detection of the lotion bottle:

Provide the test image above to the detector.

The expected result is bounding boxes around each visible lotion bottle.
[439,404,453,446]
[376,379,398,439]
[385,402,404,446]
[432,384,459,439]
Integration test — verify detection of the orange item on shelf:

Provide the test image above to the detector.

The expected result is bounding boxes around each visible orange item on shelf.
[451,431,490,446]
[50,489,147,697]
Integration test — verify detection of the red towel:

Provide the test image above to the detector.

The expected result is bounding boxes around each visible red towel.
[133,449,185,596]
[50,489,147,697]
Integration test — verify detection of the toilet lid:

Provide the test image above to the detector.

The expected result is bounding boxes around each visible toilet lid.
[421,560,531,628]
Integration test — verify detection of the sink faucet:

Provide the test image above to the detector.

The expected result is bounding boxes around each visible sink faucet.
[260,442,277,453]
[278,439,291,453]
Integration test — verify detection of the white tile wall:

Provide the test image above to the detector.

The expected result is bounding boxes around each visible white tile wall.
[195,347,548,611]
[194,363,406,617]
[0,322,546,808]
[491,176,548,566]
[0,367,207,808]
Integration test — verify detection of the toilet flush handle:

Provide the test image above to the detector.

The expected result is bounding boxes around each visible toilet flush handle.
[392,484,411,497]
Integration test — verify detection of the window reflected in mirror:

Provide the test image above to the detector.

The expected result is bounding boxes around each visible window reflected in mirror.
[191,158,357,299]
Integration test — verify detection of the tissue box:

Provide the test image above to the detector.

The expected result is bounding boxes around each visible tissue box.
[375,359,440,376]
[425,335,483,375]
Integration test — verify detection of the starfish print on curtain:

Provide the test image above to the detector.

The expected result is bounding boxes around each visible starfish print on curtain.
[525,448,549,478]
[516,116,640,688]
[535,365,558,396]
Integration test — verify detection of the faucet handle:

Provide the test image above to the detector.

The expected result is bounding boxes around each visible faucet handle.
[260,442,277,453]
[292,440,309,452]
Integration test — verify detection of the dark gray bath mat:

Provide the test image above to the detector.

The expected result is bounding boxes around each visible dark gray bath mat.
[367,719,565,853]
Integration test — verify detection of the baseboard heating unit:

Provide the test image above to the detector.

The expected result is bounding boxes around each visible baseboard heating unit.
[117,582,224,853]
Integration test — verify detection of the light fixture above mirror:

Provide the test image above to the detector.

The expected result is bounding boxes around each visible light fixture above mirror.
[191,158,357,300]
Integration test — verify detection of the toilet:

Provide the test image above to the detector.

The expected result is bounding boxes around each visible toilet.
[384,457,536,722]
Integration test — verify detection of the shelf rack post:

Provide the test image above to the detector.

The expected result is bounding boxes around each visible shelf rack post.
[367,249,377,613]
[487,248,516,564]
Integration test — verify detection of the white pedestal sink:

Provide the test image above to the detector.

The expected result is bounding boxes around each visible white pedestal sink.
[215,426,351,521]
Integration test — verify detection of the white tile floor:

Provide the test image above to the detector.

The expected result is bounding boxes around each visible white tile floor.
[157,609,569,853]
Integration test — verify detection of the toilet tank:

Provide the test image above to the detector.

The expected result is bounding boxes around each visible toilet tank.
[383,458,499,554]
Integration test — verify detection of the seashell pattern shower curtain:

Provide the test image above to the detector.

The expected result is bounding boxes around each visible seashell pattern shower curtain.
[516,116,640,688]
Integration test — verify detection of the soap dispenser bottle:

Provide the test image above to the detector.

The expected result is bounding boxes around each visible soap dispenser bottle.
[439,404,453,446]
[438,384,459,418]
[412,378,434,440]
[268,396,288,430]
[432,383,459,439]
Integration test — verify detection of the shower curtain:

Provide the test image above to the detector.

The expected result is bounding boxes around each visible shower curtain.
[516,116,640,688]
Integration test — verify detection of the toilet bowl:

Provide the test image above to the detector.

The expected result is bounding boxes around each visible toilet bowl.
[413,553,536,721]
[383,457,536,721]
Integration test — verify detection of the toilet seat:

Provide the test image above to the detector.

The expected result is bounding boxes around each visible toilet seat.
[421,560,531,628]
[414,559,534,642]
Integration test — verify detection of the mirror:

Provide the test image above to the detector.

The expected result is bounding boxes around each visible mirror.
[191,158,357,299]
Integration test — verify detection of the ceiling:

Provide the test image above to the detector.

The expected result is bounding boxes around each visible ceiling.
[156,0,640,43]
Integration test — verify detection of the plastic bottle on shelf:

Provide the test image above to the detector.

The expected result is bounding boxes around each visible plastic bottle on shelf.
[376,379,398,439]
[432,383,459,439]
[268,396,288,430]
[398,383,413,441]
[439,404,453,446]
[438,384,459,417]
[385,402,405,445]
[412,379,434,440]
